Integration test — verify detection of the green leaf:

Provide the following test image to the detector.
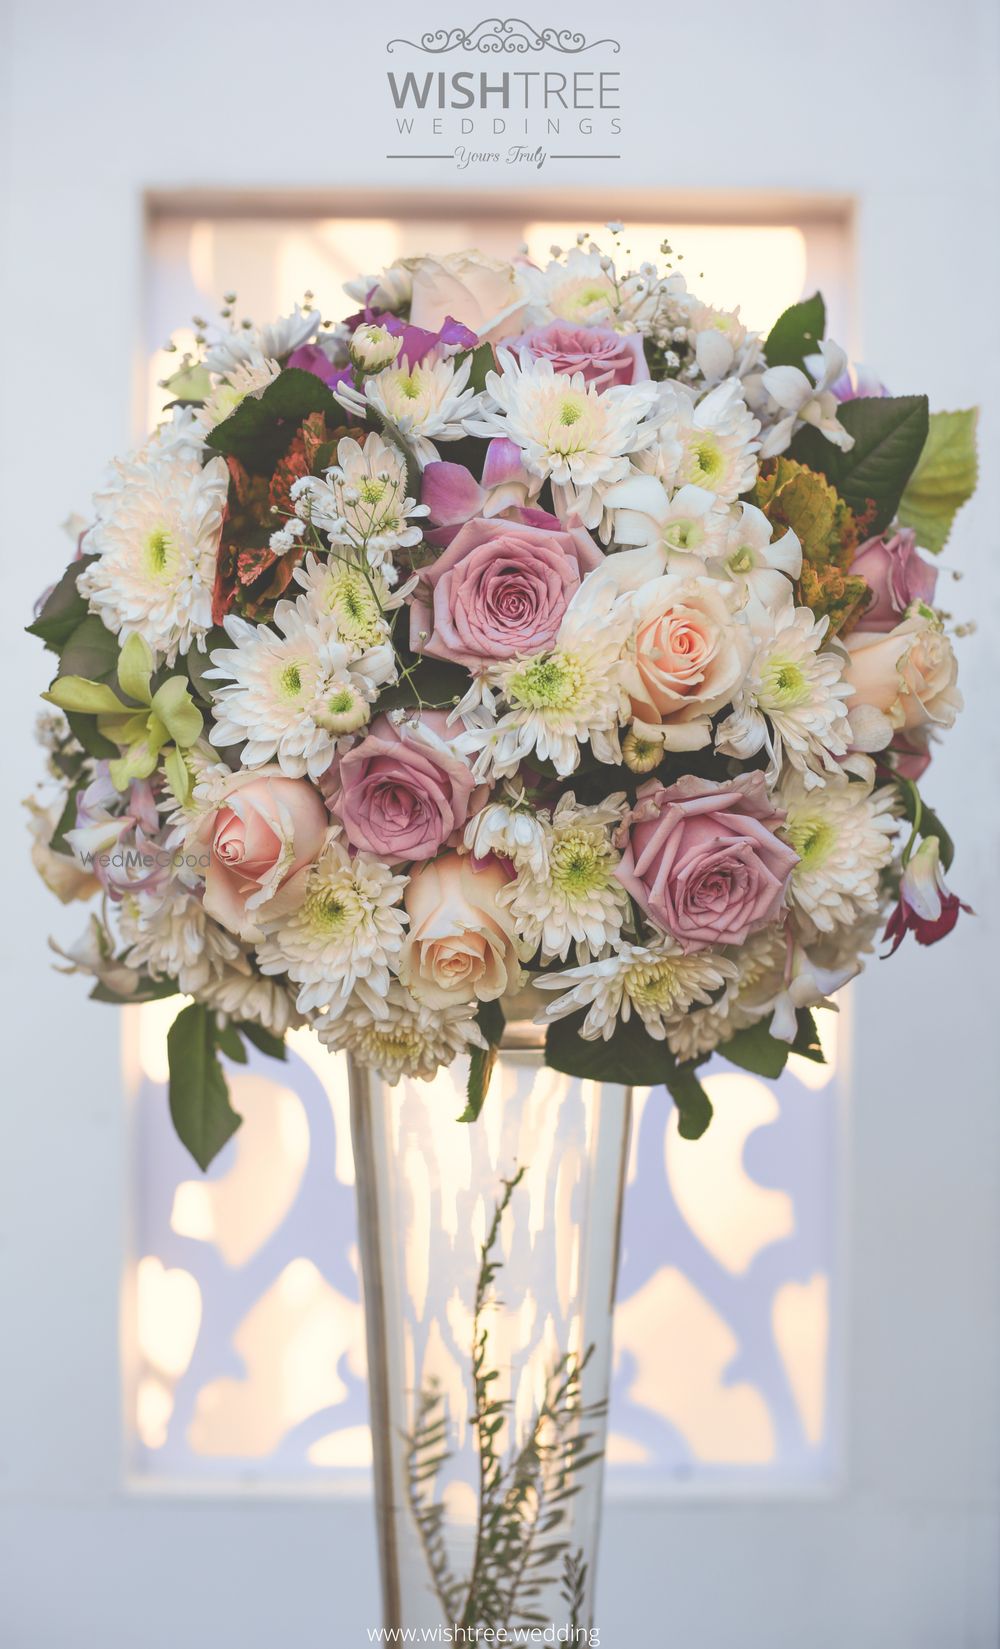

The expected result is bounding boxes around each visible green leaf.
[90,975,179,1006]
[215,1020,249,1064]
[65,710,117,760]
[791,395,930,534]
[26,556,96,652]
[717,1019,790,1079]
[663,1061,714,1141]
[476,998,506,1047]
[57,616,119,683]
[167,1003,243,1171]
[791,1008,826,1064]
[461,341,496,395]
[893,779,955,871]
[237,1021,288,1061]
[378,656,470,715]
[460,1043,498,1123]
[117,632,154,705]
[898,408,979,554]
[204,366,341,466]
[764,293,826,371]
[43,676,125,715]
[187,629,230,704]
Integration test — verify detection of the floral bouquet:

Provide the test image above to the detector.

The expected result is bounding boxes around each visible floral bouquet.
[28,235,977,1167]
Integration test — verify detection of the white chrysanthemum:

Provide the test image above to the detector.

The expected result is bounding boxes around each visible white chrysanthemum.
[459,610,632,781]
[500,792,629,964]
[536,937,736,1042]
[200,966,303,1037]
[292,433,427,575]
[714,503,802,616]
[603,476,730,566]
[666,927,786,1062]
[207,603,395,779]
[778,763,898,937]
[677,378,760,499]
[197,350,281,431]
[314,980,485,1084]
[291,552,397,652]
[79,447,228,664]
[256,837,408,1016]
[335,355,478,468]
[203,305,320,375]
[715,605,852,788]
[466,352,660,530]
[118,885,244,996]
[522,248,618,325]
[463,786,550,879]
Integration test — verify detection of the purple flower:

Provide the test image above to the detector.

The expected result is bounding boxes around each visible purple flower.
[286,343,353,393]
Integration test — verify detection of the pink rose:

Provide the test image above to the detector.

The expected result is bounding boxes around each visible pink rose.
[614,773,798,951]
[509,322,650,390]
[191,768,328,941]
[326,713,479,862]
[399,851,520,1008]
[851,528,938,631]
[409,515,603,672]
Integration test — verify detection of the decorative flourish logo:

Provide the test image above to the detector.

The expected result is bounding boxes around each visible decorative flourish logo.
[387,20,621,55]
[383,18,625,171]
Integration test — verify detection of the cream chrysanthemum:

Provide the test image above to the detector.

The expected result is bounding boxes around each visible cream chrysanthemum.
[313,980,485,1083]
[778,764,898,937]
[536,937,736,1042]
[459,620,631,781]
[200,967,303,1037]
[207,603,395,779]
[292,433,427,575]
[467,352,660,530]
[202,305,320,375]
[197,350,281,431]
[256,837,408,1016]
[79,447,228,664]
[118,886,244,996]
[715,605,852,788]
[335,356,478,468]
[499,792,630,964]
[666,926,787,1062]
[523,248,619,325]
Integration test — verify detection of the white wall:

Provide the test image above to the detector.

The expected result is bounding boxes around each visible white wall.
[1,1,998,1644]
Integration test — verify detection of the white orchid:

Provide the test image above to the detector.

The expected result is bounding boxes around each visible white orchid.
[756,339,855,458]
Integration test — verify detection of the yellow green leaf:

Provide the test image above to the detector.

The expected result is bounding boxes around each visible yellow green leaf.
[163,744,192,806]
[899,408,979,554]
[151,676,203,747]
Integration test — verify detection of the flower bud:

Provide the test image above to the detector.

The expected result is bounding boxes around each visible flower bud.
[350,323,403,373]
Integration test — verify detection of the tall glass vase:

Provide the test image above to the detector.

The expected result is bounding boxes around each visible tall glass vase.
[348,1008,632,1638]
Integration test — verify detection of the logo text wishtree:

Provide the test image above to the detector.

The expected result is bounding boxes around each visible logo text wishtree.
[383,20,623,171]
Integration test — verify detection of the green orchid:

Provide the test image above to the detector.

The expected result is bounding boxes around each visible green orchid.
[43,633,203,798]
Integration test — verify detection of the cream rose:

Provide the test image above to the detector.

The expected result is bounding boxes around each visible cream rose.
[624,572,751,749]
[398,852,521,1009]
[842,611,962,752]
[189,768,328,942]
[403,251,528,345]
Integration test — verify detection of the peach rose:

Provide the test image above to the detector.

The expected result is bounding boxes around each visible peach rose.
[842,612,962,752]
[625,573,751,749]
[398,852,520,1009]
[403,251,528,345]
[191,768,328,941]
